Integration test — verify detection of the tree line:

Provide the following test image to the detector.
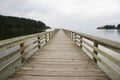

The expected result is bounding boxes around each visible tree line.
[97,24,120,29]
[0,15,51,40]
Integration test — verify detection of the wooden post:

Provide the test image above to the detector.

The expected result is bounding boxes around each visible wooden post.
[80,36,83,49]
[75,34,77,43]
[71,32,72,39]
[73,33,75,41]
[69,32,71,37]
[72,32,73,40]
[20,42,25,63]
[93,42,98,63]
[45,34,48,43]
[49,32,51,39]
[38,36,41,49]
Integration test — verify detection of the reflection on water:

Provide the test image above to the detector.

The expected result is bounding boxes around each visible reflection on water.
[117,29,120,37]
[97,29,120,42]
[117,29,120,33]
[103,29,115,34]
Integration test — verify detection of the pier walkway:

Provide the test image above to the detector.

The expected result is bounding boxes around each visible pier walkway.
[7,30,110,80]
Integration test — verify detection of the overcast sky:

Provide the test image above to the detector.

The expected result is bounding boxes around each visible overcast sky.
[0,0,120,31]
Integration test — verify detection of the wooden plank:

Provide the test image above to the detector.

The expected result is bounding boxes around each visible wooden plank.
[0,49,21,63]
[12,71,107,77]
[82,40,120,67]
[7,30,110,80]
[19,66,103,73]
[63,29,120,50]
[8,76,110,80]
[0,31,55,52]
[79,41,120,79]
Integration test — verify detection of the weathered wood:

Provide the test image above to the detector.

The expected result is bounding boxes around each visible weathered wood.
[20,42,25,63]
[7,30,110,80]
[37,37,41,49]
[8,76,110,80]
[80,36,83,48]
[0,30,57,52]
[0,49,20,63]
[0,29,58,80]
[64,29,120,80]
[82,40,120,67]
[64,29,120,50]
[93,42,98,63]
[0,55,21,74]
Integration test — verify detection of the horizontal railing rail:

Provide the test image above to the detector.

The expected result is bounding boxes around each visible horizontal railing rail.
[63,29,120,80]
[0,29,59,80]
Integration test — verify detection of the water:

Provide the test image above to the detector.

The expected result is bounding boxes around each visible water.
[72,28,120,42]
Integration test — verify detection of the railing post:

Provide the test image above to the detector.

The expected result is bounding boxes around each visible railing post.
[45,33,48,43]
[50,32,53,39]
[69,31,71,37]
[71,32,72,39]
[93,42,98,63]
[72,32,74,40]
[20,42,25,63]
[73,33,75,41]
[49,32,51,39]
[75,34,77,43]
[38,36,41,49]
[80,36,83,49]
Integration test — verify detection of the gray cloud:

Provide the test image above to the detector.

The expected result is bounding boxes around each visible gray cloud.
[0,0,120,30]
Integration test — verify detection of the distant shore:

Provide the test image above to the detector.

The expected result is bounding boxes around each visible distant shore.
[97,27,117,29]
[97,24,120,29]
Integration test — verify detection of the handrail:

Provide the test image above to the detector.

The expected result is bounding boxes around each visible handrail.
[0,29,59,80]
[63,29,120,79]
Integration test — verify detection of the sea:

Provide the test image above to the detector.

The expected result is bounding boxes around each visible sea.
[71,28,120,42]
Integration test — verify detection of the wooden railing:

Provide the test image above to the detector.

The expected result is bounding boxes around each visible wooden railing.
[63,29,120,79]
[0,29,59,80]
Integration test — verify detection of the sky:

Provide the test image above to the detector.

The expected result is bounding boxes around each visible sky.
[0,0,120,31]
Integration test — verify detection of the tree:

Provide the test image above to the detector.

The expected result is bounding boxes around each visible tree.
[117,24,120,29]
[104,25,116,29]
[0,15,51,40]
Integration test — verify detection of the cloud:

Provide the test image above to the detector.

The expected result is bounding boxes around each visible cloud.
[0,0,120,30]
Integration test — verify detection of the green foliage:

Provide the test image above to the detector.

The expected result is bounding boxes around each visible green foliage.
[117,24,120,29]
[97,24,119,29]
[104,25,116,29]
[0,15,51,40]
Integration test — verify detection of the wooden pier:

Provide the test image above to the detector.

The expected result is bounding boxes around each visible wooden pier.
[0,29,120,80]
[7,30,110,80]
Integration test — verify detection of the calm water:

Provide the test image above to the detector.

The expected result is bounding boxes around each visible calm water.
[73,28,120,42]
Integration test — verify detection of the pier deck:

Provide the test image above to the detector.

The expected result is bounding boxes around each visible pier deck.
[7,30,110,80]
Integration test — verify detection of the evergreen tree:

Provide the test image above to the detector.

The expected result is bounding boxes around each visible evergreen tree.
[0,15,51,40]
[117,24,120,29]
